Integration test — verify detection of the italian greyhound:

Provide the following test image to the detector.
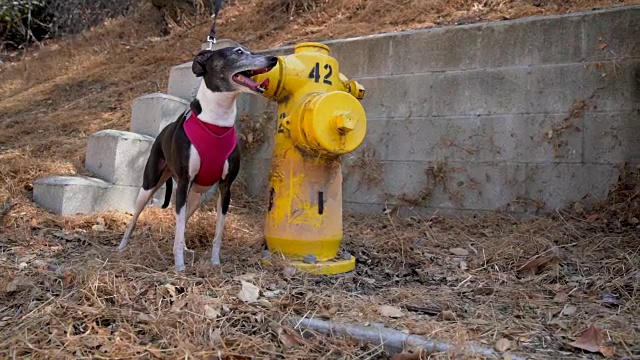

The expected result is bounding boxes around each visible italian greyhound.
[117,46,277,272]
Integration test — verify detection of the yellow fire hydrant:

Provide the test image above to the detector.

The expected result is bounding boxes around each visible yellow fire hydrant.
[251,42,367,274]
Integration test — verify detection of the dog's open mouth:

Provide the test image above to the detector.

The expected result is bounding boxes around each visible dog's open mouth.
[232,67,272,93]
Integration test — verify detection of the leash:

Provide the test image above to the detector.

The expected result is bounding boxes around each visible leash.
[207,0,224,49]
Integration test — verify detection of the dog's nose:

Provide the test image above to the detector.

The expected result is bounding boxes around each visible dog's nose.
[267,56,278,66]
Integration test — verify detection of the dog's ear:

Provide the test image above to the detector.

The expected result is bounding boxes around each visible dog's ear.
[192,50,215,77]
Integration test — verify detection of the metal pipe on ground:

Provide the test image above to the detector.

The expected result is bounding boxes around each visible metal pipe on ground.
[287,316,528,360]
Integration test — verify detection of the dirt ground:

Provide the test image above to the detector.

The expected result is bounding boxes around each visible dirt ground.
[1,0,639,358]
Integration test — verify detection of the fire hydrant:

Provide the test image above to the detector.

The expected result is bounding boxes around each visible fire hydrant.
[251,42,367,274]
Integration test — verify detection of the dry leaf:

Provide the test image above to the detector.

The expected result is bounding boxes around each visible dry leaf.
[379,305,404,318]
[449,248,469,256]
[82,336,102,348]
[392,352,422,360]
[553,292,568,303]
[269,322,304,348]
[62,271,74,287]
[517,252,557,276]
[263,289,283,298]
[549,318,570,330]
[600,346,615,357]
[495,338,511,352]
[561,305,577,316]
[204,305,220,319]
[255,299,272,308]
[568,324,603,353]
[460,260,468,270]
[440,310,456,321]
[279,332,303,348]
[572,202,585,213]
[237,281,260,303]
[233,273,257,281]
[164,284,177,298]
[211,328,224,348]
[171,298,188,312]
[5,280,18,293]
[282,265,296,277]
[136,313,154,322]
[597,42,608,50]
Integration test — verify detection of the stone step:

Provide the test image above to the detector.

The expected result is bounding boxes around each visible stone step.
[167,61,199,101]
[130,93,189,138]
[33,175,167,216]
[85,130,155,187]
[167,39,242,100]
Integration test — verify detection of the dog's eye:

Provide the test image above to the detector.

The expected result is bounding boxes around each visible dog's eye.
[234,48,244,55]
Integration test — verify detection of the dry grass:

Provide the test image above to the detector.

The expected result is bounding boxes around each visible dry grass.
[1,180,638,358]
[1,0,639,358]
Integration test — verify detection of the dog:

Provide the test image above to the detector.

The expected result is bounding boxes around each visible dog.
[117,46,277,271]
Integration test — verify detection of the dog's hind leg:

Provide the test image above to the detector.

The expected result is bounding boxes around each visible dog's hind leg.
[118,140,170,252]
[186,190,202,221]
[118,170,170,251]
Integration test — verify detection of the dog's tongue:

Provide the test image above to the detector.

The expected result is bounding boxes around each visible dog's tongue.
[233,73,270,93]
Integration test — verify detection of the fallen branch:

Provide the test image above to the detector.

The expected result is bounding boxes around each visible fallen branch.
[287,316,527,360]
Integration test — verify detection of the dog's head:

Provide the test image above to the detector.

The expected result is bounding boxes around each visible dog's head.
[192,46,278,94]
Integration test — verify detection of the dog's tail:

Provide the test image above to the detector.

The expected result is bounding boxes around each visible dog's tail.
[162,178,173,209]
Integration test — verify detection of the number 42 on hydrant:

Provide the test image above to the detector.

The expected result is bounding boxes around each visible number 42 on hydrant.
[251,42,367,275]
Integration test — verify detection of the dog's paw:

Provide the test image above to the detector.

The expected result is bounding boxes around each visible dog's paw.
[116,245,126,252]
[175,263,186,272]
[211,257,221,266]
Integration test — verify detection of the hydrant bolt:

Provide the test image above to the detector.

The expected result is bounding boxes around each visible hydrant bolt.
[303,255,317,264]
[333,111,357,133]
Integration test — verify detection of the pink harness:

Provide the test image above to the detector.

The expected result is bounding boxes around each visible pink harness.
[183,111,237,187]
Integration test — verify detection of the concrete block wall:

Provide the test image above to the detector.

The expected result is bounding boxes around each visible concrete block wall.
[239,6,640,215]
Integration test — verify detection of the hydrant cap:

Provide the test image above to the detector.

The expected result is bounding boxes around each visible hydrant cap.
[294,42,330,55]
[301,91,366,155]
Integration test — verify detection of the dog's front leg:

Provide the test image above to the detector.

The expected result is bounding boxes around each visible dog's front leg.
[173,180,191,272]
[212,180,232,265]
[211,195,225,265]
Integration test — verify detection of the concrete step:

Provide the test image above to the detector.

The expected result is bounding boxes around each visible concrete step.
[167,39,242,100]
[167,61,199,101]
[130,93,189,138]
[85,130,155,187]
[33,175,167,216]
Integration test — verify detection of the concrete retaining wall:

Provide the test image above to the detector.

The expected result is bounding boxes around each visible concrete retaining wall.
[238,6,640,215]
